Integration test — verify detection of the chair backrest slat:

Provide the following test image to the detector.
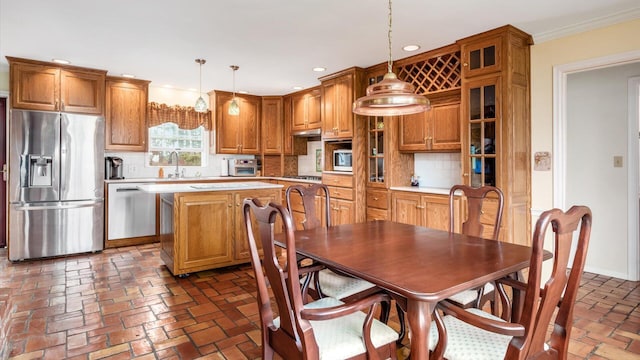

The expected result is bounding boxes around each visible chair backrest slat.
[286,183,331,230]
[449,184,505,240]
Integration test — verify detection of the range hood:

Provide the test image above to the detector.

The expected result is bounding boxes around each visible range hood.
[291,128,321,137]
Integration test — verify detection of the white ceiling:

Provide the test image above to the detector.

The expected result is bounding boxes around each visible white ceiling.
[1,0,639,96]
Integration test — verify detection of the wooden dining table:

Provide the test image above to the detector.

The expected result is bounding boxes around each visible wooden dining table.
[285,220,541,360]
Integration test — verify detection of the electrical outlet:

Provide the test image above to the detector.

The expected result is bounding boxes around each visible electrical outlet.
[613,156,623,168]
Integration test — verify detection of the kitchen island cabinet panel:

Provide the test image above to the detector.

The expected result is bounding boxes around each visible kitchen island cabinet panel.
[176,193,234,271]
[156,182,282,276]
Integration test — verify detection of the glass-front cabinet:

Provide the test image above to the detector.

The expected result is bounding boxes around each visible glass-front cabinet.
[368,117,385,184]
[464,76,500,187]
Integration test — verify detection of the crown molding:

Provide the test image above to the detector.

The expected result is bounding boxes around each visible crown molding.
[533,7,640,43]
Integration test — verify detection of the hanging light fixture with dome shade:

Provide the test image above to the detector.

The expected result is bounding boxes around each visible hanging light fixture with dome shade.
[228,65,240,116]
[352,0,430,116]
[194,58,207,113]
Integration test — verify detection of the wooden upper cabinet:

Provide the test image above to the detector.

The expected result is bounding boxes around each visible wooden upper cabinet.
[105,76,150,151]
[214,91,261,154]
[399,100,461,152]
[8,57,106,115]
[291,87,321,132]
[262,96,283,154]
[460,35,503,78]
[320,68,364,140]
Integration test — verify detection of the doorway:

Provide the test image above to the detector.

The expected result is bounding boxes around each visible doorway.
[553,52,640,281]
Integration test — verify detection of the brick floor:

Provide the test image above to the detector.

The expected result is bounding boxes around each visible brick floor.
[0,244,638,359]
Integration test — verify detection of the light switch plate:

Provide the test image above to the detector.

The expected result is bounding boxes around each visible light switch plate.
[613,156,623,168]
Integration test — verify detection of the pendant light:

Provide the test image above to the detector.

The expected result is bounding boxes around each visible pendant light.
[352,0,430,116]
[194,59,207,113]
[228,65,240,116]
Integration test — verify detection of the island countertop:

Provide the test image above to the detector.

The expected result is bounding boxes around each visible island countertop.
[137,181,283,193]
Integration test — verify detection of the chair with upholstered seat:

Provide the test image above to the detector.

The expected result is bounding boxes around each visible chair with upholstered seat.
[445,184,504,311]
[395,184,505,343]
[242,198,399,359]
[286,183,382,303]
[428,205,592,360]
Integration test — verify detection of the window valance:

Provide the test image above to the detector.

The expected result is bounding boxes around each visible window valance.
[147,102,211,130]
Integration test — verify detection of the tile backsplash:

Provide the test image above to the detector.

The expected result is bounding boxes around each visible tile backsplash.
[297,141,323,176]
[413,153,461,188]
[105,152,253,179]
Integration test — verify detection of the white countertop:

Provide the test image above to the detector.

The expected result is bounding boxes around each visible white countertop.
[389,186,452,195]
[137,181,283,193]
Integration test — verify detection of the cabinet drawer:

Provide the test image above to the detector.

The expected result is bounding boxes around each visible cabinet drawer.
[327,186,354,201]
[322,173,353,188]
[367,207,389,221]
[366,189,389,209]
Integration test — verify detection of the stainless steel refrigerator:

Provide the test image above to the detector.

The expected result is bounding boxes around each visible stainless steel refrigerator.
[8,110,105,260]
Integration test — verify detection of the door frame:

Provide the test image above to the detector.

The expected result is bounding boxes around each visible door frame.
[1,90,8,248]
[552,50,640,281]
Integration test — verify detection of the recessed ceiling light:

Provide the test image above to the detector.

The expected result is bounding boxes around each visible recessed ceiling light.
[403,44,420,52]
[292,86,303,90]
[187,88,198,92]
[163,84,173,88]
[121,74,135,78]
[52,58,70,64]
[238,90,248,94]
[313,67,326,72]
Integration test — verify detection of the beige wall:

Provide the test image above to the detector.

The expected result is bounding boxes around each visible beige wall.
[530,18,640,211]
[0,67,8,92]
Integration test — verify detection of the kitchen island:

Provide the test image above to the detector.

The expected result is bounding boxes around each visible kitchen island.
[138,181,283,276]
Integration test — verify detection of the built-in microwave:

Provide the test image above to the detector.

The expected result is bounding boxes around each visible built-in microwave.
[333,149,353,172]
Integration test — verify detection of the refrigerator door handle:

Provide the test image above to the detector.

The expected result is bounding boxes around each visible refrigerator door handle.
[1,164,6,182]
[13,200,101,211]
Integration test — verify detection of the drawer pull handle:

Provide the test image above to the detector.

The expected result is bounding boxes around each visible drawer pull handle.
[416,205,425,209]
[373,197,378,200]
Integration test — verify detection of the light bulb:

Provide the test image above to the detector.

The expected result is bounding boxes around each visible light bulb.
[228,98,240,116]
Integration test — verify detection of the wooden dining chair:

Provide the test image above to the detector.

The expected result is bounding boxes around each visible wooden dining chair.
[286,183,382,304]
[395,185,504,344]
[446,184,505,311]
[428,205,592,360]
[242,198,399,360]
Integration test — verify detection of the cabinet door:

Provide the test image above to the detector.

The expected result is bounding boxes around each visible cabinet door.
[262,97,283,154]
[429,103,461,151]
[307,88,322,129]
[391,192,423,227]
[461,35,502,78]
[105,78,149,151]
[462,76,500,187]
[176,193,234,271]
[422,195,450,231]
[216,93,241,153]
[321,79,337,138]
[60,69,105,114]
[239,96,261,154]
[235,189,281,260]
[291,92,308,131]
[399,111,429,151]
[334,73,354,138]
[330,198,354,226]
[10,62,59,111]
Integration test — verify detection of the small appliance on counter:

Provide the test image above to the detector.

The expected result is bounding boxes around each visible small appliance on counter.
[105,156,124,180]
[228,159,257,176]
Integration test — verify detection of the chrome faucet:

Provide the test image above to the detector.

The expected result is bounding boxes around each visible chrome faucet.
[169,151,180,178]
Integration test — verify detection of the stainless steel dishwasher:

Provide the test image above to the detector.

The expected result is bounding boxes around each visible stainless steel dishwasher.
[107,183,156,241]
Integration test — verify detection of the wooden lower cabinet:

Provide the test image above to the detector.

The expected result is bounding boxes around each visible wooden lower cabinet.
[330,198,354,226]
[160,188,281,276]
[391,191,460,232]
